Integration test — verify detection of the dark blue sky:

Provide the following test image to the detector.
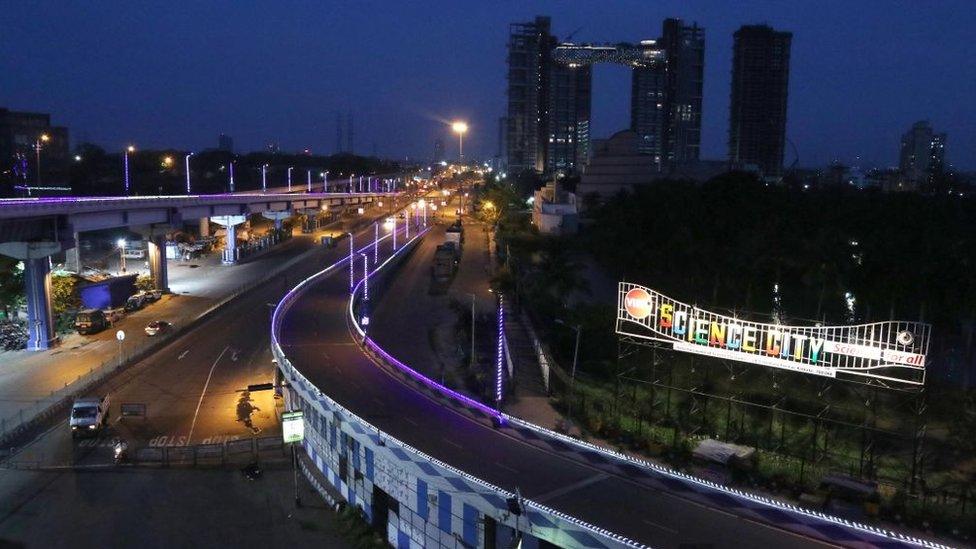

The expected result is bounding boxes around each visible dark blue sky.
[2,1,973,169]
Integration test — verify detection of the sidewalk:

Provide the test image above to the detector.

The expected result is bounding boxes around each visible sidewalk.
[0,214,381,441]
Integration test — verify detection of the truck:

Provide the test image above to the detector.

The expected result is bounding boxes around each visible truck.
[75,309,109,335]
[432,242,459,284]
[70,395,110,438]
[445,220,464,249]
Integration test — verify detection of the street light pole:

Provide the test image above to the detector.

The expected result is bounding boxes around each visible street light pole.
[348,232,354,292]
[287,166,294,191]
[306,169,312,193]
[185,152,194,194]
[556,319,582,422]
[228,160,235,193]
[470,294,476,370]
[124,145,135,195]
[262,164,268,192]
[373,222,378,265]
[35,134,49,186]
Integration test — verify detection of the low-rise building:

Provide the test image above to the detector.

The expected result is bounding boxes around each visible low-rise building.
[532,180,578,235]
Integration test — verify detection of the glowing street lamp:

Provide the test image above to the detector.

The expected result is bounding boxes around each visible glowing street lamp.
[452,121,468,164]
[306,169,312,193]
[261,164,268,192]
[348,174,354,193]
[34,133,50,186]
[185,152,194,194]
[287,166,294,191]
[321,171,329,192]
[228,160,236,192]
[124,145,135,194]
[348,232,355,292]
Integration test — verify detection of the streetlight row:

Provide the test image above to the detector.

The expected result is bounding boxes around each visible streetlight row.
[115,147,398,195]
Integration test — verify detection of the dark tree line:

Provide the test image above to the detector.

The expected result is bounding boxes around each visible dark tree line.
[584,173,976,380]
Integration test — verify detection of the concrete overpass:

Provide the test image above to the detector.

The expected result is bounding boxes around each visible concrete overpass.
[0,187,399,351]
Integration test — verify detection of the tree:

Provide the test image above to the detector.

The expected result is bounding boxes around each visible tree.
[0,256,24,319]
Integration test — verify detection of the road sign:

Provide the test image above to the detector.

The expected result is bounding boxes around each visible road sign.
[282,411,304,444]
[116,330,125,341]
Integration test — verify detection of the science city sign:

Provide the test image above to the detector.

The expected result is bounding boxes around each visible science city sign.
[616,282,930,387]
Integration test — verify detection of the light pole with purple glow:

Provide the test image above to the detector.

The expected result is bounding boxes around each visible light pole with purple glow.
[228,160,235,192]
[373,222,378,265]
[348,232,355,292]
[287,167,294,191]
[184,152,194,194]
[262,164,268,192]
[124,145,135,194]
[348,174,354,193]
[306,169,312,193]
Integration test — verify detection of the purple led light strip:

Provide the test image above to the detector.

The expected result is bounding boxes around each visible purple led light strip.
[344,228,503,421]
[495,294,504,406]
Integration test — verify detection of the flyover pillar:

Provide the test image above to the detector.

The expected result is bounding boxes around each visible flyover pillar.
[261,211,290,232]
[211,215,247,265]
[0,241,61,350]
[199,217,211,238]
[146,234,169,293]
[63,232,81,273]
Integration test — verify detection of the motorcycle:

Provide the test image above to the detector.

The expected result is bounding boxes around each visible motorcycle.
[113,439,128,465]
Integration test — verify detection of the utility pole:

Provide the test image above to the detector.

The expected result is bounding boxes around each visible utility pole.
[470,294,476,369]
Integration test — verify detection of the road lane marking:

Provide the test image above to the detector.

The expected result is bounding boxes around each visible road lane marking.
[532,473,609,503]
[493,461,519,474]
[178,350,189,360]
[445,439,463,450]
[404,417,418,426]
[186,345,229,445]
[642,519,678,535]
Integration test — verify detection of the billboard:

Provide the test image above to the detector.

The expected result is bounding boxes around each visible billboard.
[616,282,930,387]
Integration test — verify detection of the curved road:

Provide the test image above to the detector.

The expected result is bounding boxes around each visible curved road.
[277,229,864,548]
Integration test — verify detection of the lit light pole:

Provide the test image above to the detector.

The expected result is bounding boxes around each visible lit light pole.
[373,222,379,265]
[306,169,312,193]
[452,121,468,164]
[287,166,294,191]
[262,164,268,192]
[348,174,354,193]
[124,145,135,194]
[358,176,363,193]
[117,238,127,274]
[348,232,354,292]
[322,171,329,192]
[34,133,50,186]
[184,152,194,194]
[228,160,235,193]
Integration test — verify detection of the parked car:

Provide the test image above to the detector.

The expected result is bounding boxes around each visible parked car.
[144,320,171,336]
[124,294,146,312]
[75,309,109,335]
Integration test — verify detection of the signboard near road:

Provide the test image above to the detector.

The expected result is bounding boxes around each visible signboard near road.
[282,411,305,444]
[616,282,930,387]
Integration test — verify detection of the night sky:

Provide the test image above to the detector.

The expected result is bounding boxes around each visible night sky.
[2,1,973,170]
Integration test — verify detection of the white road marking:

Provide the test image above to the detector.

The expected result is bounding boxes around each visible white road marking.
[642,519,678,535]
[445,439,463,450]
[178,350,189,360]
[493,461,519,474]
[186,345,229,445]
[404,417,418,426]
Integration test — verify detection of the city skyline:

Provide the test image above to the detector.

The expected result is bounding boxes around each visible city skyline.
[1,1,973,170]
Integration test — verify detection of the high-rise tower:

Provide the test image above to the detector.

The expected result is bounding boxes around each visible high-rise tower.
[728,24,792,180]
